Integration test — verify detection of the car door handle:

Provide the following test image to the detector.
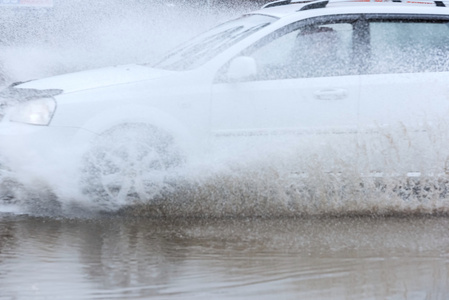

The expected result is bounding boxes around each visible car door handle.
[314,89,347,100]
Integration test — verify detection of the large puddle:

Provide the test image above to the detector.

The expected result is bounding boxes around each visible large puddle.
[0,215,448,299]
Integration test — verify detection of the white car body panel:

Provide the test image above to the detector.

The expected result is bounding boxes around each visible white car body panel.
[211,75,360,134]
[358,72,449,172]
[16,65,175,93]
[359,72,449,128]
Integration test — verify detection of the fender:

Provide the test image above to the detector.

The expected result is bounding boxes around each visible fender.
[70,104,197,156]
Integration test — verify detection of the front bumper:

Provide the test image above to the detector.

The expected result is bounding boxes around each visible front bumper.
[0,121,96,173]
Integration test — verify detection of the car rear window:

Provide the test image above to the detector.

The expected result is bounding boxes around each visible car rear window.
[368,20,449,74]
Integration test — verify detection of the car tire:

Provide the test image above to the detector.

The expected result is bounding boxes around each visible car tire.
[80,123,182,211]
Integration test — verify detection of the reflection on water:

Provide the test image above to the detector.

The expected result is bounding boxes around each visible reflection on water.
[0,215,448,299]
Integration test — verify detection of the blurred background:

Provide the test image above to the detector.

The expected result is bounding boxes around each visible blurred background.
[0,0,270,85]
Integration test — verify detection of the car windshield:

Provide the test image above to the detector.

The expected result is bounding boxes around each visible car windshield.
[153,14,277,71]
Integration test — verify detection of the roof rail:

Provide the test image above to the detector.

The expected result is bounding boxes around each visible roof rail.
[262,0,447,9]
[299,0,329,10]
[262,0,313,9]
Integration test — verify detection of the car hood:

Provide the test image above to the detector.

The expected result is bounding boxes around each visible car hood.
[14,64,175,94]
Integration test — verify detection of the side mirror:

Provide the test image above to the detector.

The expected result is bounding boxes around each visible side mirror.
[227,56,257,82]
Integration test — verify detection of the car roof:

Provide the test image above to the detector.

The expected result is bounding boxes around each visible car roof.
[248,0,449,18]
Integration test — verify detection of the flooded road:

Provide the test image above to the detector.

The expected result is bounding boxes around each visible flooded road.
[1,2,449,299]
[1,214,448,299]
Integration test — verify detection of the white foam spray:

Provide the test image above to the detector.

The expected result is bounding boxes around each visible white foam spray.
[1,0,449,218]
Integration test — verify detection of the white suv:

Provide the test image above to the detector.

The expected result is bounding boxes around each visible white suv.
[1,0,449,207]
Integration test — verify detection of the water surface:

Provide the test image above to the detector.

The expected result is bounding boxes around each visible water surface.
[1,215,447,299]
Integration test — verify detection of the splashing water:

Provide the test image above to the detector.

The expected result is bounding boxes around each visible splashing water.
[1,1,449,218]
[2,124,449,218]
[0,0,258,84]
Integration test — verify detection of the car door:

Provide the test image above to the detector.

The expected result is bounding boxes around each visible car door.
[358,15,449,174]
[210,16,362,167]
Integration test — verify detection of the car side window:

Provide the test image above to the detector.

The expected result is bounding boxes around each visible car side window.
[367,21,449,74]
[247,22,356,80]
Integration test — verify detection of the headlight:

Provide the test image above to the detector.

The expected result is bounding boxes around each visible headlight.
[8,98,57,126]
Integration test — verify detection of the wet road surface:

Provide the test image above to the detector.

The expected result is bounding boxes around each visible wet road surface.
[0,215,448,299]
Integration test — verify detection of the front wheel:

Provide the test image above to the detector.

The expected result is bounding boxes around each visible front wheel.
[80,123,182,210]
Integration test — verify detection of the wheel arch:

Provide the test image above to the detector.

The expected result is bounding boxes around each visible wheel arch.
[71,104,196,155]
